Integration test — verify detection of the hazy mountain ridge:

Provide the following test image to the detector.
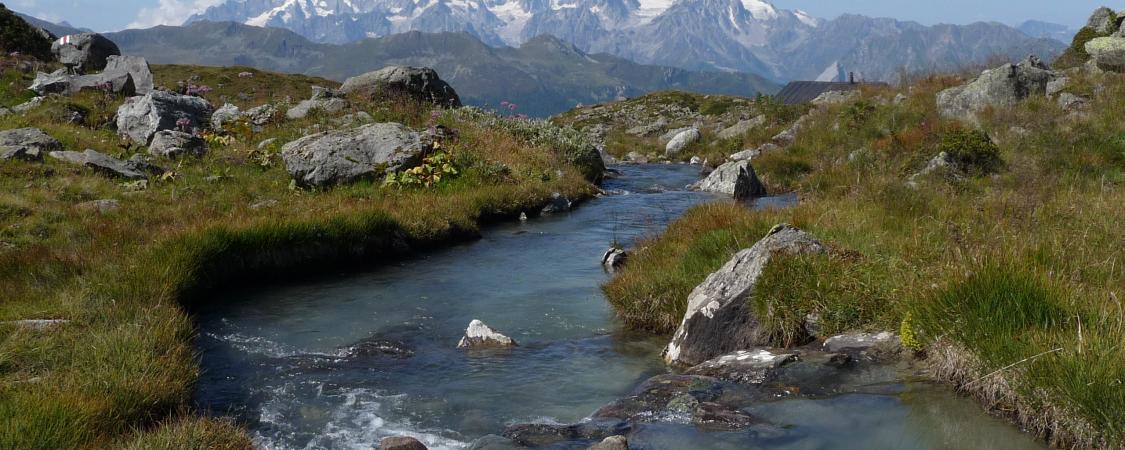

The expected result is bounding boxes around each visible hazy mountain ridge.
[105,21,778,116]
[188,0,1066,81]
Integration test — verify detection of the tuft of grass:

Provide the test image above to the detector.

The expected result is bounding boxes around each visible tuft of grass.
[753,251,897,347]
[119,417,253,450]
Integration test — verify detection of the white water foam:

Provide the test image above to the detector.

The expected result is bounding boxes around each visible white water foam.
[252,384,470,450]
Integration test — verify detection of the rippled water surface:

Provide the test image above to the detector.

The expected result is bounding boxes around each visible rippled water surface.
[194,164,1044,449]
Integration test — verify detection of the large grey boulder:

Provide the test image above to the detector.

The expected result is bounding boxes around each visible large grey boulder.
[103,56,154,94]
[690,160,767,200]
[1086,7,1119,34]
[341,66,461,107]
[29,69,135,96]
[116,90,214,144]
[0,128,62,161]
[51,33,120,74]
[148,130,206,158]
[457,320,517,349]
[665,127,700,156]
[936,56,1057,123]
[664,224,828,367]
[48,149,157,179]
[1085,37,1125,73]
[280,122,429,187]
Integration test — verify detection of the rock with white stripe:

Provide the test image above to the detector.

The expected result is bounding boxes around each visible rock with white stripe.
[664,224,827,367]
[51,33,120,74]
[457,320,517,349]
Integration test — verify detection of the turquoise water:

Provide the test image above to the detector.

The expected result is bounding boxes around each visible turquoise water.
[194,164,1043,449]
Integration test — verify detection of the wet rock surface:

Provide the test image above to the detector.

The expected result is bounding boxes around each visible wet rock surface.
[457,319,517,349]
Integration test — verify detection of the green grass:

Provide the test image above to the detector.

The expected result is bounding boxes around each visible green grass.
[603,72,1125,447]
[0,59,600,448]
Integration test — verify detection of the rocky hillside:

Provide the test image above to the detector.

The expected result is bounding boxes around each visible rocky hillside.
[0,3,53,61]
[104,22,778,117]
[186,0,1066,81]
[552,90,815,165]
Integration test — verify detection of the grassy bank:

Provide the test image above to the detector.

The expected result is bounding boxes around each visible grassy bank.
[0,60,598,448]
[604,72,1124,447]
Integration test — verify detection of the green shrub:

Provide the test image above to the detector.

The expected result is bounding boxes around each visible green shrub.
[936,128,1003,175]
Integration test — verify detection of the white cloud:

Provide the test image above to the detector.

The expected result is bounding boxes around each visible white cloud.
[126,0,224,30]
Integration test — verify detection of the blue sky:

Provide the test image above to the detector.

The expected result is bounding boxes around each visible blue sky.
[5,0,1116,32]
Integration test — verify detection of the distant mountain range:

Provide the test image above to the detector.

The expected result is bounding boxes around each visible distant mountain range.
[1017,20,1079,44]
[104,21,778,116]
[187,0,1067,81]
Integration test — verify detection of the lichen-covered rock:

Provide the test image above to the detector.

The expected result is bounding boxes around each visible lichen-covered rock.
[51,33,120,74]
[116,90,214,144]
[457,320,517,349]
[664,224,827,367]
[690,160,766,200]
[341,66,461,107]
[936,56,1057,123]
[281,123,429,187]
[148,130,207,158]
[1085,37,1125,73]
[0,128,61,161]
